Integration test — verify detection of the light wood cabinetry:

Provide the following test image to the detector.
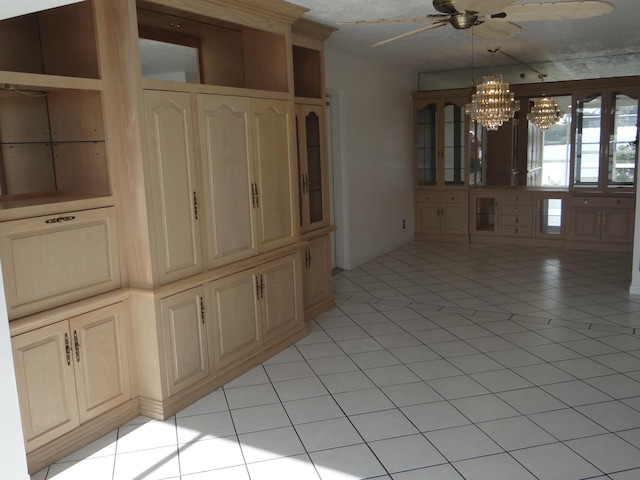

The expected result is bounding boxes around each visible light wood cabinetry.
[160,287,209,396]
[3,0,326,472]
[414,95,468,187]
[209,252,302,366]
[249,98,298,253]
[470,193,499,236]
[534,195,566,239]
[208,271,261,368]
[296,104,330,233]
[0,207,121,320]
[302,233,333,319]
[198,94,256,266]
[568,196,635,249]
[143,90,202,285]
[12,303,130,453]
[500,193,534,238]
[292,19,336,320]
[415,191,468,239]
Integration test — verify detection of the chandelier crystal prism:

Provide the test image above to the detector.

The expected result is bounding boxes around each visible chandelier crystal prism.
[465,73,520,131]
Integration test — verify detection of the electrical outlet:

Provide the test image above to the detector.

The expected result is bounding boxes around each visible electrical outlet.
[402,219,406,229]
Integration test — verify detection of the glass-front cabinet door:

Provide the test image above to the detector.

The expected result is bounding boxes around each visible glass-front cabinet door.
[416,102,437,186]
[415,97,467,187]
[296,104,329,232]
[443,102,466,185]
[572,88,639,191]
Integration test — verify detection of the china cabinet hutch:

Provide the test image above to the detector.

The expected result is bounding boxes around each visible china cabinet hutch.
[292,18,337,320]
[413,76,639,252]
[0,0,335,473]
[414,93,470,241]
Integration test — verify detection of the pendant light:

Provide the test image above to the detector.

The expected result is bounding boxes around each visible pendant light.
[526,74,564,130]
[465,49,520,131]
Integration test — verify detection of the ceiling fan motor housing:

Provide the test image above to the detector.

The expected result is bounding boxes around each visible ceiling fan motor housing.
[433,0,458,14]
[450,13,479,29]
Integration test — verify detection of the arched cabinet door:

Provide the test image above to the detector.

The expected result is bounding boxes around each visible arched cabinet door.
[296,103,330,233]
[143,89,202,285]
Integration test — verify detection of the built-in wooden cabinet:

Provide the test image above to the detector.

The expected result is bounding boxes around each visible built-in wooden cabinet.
[209,252,302,366]
[12,303,130,453]
[572,88,639,190]
[2,0,334,473]
[296,104,330,233]
[160,287,209,396]
[413,77,638,251]
[415,191,468,239]
[470,193,499,236]
[301,232,333,319]
[292,19,336,320]
[414,96,468,188]
[250,98,298,253]
[500,193,534,238]
[0,207,121,320]
[535,195,566,239]
[568,196,635,249]
[143,90,202,285]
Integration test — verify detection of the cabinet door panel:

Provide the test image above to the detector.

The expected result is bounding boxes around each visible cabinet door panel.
[262,254,302,341]
[70,303,130,422]
[208,271,261,368]
[441,203,467,235]
[198,94,257,268]
[297,104,329,232]
[303,236,332,308]
[12,322,80,452]
[161,287,209,396]
[0,207,121,319]
[415,203,441,234]
[144,90,201,284]
[252,99,297,251]
[602,208,634,243]
[569,207,602,242]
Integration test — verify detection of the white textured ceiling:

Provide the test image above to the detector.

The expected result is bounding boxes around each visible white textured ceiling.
[292,0,640,83]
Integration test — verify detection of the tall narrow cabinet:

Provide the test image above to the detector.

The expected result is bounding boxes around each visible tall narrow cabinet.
[292,19,337,320]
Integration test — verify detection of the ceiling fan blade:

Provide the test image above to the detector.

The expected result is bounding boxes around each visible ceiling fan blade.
[371,20,448,47]
[471,20,521,39]
[337,15,443,26]
[454,0,514,15]
[502,1,614,22]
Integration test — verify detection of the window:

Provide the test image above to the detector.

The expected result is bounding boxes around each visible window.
[526,95,572,187]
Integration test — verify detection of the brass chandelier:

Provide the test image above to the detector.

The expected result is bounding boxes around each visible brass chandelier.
[465,49,520,131]
[526,74,564,130]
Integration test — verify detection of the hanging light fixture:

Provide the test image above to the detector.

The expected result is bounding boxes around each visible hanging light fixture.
[526,74,564,130]
[465,49,520,131]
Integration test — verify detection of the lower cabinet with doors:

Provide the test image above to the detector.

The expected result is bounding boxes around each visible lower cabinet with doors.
[11,301,134,467]
[301,229,334,320]
[132,249,306,419]
[567,195,635,250]
[414,190,468,241]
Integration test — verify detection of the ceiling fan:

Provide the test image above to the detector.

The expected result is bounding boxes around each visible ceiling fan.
[337,0,615,46]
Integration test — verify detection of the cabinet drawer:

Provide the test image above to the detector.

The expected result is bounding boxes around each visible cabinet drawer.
[0,207,121,319]
[501,226,533,237]
[415,192,465,204]
[501,205,533,216]
[571,196,635,209]
[501,194,533,206]
[501,215,533,227]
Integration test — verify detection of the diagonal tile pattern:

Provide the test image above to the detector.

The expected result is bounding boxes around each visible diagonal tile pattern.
[33,242,640,479]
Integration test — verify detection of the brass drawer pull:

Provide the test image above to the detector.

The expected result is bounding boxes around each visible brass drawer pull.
[45,215,76,224]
